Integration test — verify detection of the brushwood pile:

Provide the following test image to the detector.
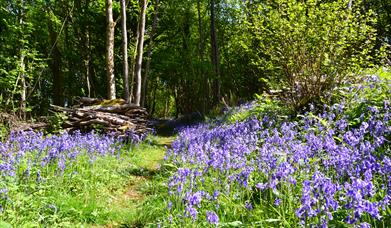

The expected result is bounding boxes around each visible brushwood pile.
[50,97,151,139]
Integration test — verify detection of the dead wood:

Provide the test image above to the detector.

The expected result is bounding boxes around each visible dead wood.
[50,100,150,138]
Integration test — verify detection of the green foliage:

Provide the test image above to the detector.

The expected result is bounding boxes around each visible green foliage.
[225,68,391,129]
[227,95,291,123]
[337,68,391,126]
[364,0,391,63]
[47,112,67,133]
[0,124,9,142]
[1,0,389,118]
[149,82,176,118]
[248,0,379,110]
[0,113,12,141]
[0,1,48,115]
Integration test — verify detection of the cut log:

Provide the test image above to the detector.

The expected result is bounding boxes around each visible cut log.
[78,103,140,113]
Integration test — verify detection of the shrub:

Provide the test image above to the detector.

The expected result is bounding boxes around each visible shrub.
[248,0,378,110]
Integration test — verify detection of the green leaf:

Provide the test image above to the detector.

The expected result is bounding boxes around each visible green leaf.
[264,218,281,223]
[0,221,12,228]
[221,221,243,227]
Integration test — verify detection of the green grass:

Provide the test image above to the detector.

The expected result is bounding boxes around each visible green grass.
[0,135,172,228]
[121,136,176,227]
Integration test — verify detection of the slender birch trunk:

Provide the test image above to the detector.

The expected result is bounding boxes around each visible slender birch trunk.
[121,0,130,103]
[106,0,116,99]
[134,0,148,106]
[141,0,159,107]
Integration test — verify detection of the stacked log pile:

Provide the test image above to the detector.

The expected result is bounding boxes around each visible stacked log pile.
[50,97,151,138]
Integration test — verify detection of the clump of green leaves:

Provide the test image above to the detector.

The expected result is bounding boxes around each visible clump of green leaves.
[248,0,379,110]
[337,68,391,126]
[227,94,291,123]
[47,111,67,133]
[0,120,9,141]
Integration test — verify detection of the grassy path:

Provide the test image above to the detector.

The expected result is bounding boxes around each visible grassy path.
[97,136,175,227]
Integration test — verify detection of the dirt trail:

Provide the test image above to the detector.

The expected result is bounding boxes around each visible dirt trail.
[101,136,175,227]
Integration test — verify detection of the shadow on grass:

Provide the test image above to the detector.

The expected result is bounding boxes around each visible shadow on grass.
[124,166,160,180]
[114,165,171,228]
[123,162,176,179]
[109,136,177,227]
[146,138,174,149]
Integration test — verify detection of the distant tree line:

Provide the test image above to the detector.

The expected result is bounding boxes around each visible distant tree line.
[0,0,389,118]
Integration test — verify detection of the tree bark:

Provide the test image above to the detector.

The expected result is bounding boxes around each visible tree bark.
[210,0,221,103]
[48,20,65,106]
[130,25,139,103]
[19,2,27,119]
[141,0,159,108]
[19,53,26,119]
[106,0,116,99]
[134,0,148,106]
[85,27,92,97]
[121,0,130,103]
[197,0,204,59]
[197,0,208,113]
[75,0,93,98]
[149,79,158,116]
[82,0,93,97]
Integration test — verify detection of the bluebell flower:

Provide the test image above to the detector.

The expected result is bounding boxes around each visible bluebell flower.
[245,201,253,210]
[206,210,219,225]
[186,206,198,221]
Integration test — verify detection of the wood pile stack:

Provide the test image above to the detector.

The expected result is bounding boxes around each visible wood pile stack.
[50,97,151,137]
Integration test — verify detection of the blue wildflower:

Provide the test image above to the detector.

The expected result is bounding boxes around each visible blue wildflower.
[206,210,219,225]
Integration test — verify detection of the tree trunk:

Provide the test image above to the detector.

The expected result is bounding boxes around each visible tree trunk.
[197,0,204,59]
[76,0,92,98]
[121,0,130,103]
[134,0,148,106]
[19,2,27,119]
[82,0,93,97]
[141,0,159,108]
[19,53,26,119]
[197,0,208,113]
[85,27,93,97]
[48,20,65,106]
[210,0,221,104]
[149,78,158,116]
[130,26,139,103]
[106,0,116,99]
